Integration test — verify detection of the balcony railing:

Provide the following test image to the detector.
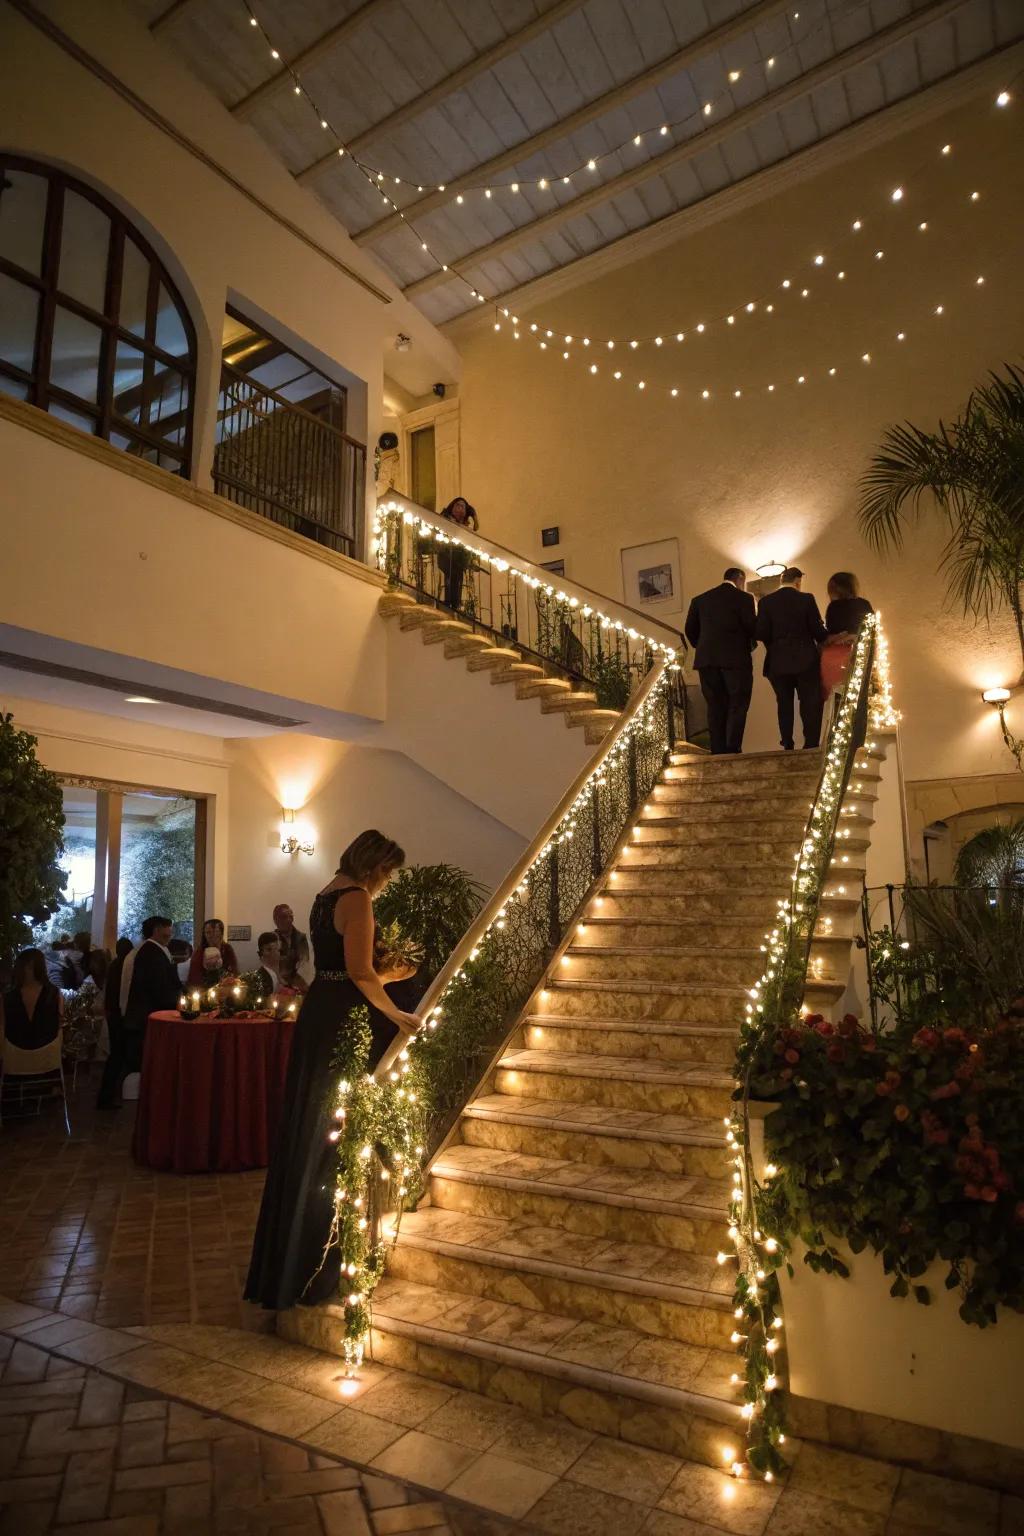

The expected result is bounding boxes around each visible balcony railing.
[213,363,365,557]
[374,493,689,713]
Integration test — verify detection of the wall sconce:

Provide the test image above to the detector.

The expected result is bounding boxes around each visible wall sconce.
[981,688,1024,771]
[280,808,314,857]
[756,560,787,578]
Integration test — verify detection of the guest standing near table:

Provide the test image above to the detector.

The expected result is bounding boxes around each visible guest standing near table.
[97,937,134,1110]
[684,567,757,755]
[246,830,420,1312]
[123,916,180,1075]
[755,567,828,751]
[186,919,238,985]
[273,904,310,991]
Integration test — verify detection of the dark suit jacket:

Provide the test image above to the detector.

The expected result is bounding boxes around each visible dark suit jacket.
[124,941,180,1035]
[755,586,828,678]
[684,583,757,670]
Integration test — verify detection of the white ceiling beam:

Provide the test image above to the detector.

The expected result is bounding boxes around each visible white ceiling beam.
[441,37,1024,334]
[402,0,963,300]
[294,0,590,185]
[230,0,390,120]
[352,0,793,242]
[150,0,204,34]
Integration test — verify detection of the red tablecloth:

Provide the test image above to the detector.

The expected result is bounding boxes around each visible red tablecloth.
[132,1011,296,1173]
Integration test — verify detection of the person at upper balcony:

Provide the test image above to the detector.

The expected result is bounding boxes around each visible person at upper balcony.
[684,568,757,755]
[755,567,828,751]
[186,918,239,986]
[821,570,875,704]
[437,496,479,613]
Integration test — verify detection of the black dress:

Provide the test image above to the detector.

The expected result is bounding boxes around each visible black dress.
[2,985,61,1050]
[825,595,874,635]
[244,888,398,1311]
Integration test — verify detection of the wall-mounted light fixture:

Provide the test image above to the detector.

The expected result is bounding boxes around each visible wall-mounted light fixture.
[981,687,1024,771]
[280,808,315,857]
[755,560,787,578]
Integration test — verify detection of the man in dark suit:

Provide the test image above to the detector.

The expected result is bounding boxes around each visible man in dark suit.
[755,567,828,750]
[684,567,757,755]
[123,914,180,1074]
[254,932,283,999]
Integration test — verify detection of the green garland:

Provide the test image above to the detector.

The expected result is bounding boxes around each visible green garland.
[323,1005,426,1368]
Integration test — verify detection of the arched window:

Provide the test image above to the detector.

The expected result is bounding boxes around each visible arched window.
[0,157,196,475]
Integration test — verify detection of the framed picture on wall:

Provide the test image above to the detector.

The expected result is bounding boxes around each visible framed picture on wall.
[539,558,566,575]
[541,526,560,547]
[621,538,680,608]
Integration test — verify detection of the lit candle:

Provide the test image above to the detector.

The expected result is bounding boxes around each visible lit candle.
[179,995,188,1011]
[191,990,200,1004]
[233,985,241,998]
[207,988,216,1003]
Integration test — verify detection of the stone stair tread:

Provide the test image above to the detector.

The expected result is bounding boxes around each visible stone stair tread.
[464,1093,729,1147]
[435,1144,731,1217]
[368,1279,741,1419]
[391,1208,734,1305]
[527,1014,737,1037]
[567,943,762,959]
[500,1047,734,1087]
[548,978,750,998]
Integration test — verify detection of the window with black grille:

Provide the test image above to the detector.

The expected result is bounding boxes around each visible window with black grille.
[0,157,196,476]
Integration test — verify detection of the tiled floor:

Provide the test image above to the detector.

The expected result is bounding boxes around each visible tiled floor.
[1,1086,1021,1535]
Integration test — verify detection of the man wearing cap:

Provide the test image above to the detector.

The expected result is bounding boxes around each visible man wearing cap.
[755,567,828,751]
[684,567,757,755]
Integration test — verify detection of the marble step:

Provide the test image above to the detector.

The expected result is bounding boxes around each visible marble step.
[398,606,447,631]
[559,946,763,986]
[631,817,809,846]
[429,1146,731,1259]
[642,791,819,820]
[461,1093,730,1179]
[593,880,793,911]
[540,689,599,715]
[443,631,494,659]
[520,1015,738,1067]
[494,1046,735,1118]
[387,1208,735,1350]
[420,617,473,645]
[621,840,803,870]
[328,1280,746,1466]
[489,661,545,685]
[466,646,523,673]
[573,916,774,948]
[536,978,756,1026]
[664,750,823,783]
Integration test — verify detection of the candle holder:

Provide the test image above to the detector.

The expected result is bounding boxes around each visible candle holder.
[178,993,200,1021]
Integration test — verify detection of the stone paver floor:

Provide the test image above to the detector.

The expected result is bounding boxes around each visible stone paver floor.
[1,1080,1020,1534]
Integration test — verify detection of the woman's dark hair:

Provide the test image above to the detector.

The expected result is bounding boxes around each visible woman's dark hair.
[257,931,279,956]
[116,936,134,960]
[88,949,110,987]
[441,497,478,529]
[202,918,225,941]
[828,571,859,599]
[13,949,48,988]
[338,830,405,884]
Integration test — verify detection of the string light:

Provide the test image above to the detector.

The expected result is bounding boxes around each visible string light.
[726,615,898,1479]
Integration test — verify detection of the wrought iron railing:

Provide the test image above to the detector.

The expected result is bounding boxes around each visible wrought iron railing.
[374,494,683,709]
[377,659,680,1154]
[213,363,365,556]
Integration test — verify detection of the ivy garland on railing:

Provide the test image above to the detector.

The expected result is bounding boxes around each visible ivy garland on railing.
[720,616,888,1480]
[320,1006,426,1370]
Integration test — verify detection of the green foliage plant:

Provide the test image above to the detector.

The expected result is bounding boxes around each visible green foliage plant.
[0,713,66,968]
[858,364,1024,669]
[953,819,1024,888]
[374,863,486,985]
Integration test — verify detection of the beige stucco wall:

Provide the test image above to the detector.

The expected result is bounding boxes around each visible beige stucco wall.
[456,94,1024,780]
[0,0,460,512]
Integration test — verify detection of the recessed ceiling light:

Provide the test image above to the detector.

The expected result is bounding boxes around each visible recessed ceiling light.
[124,696,158,704]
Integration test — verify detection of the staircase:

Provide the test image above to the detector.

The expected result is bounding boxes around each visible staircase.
[281,738,889,1466]
[379,589,622,745]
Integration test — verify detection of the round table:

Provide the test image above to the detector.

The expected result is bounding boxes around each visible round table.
[132,1011,296,1174]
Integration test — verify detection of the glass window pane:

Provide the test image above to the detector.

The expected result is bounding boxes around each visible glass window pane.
[149,364,189,431]
[113,338,147,423]
[120,237,150,338]
[154,284,188,362]
[50,304,103,404]
[58,189,111,312]
[0,371,30,402]
[0,270,38,374]
[0,169,48,276]
[119,794,195,943]
[48,400,96,435]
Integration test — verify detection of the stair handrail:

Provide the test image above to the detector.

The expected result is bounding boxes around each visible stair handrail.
[726,612,900,1479]
[373,494,681,696]
[375,651,678,1093]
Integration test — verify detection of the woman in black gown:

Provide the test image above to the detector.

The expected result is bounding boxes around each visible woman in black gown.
[245,831,420,1311]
